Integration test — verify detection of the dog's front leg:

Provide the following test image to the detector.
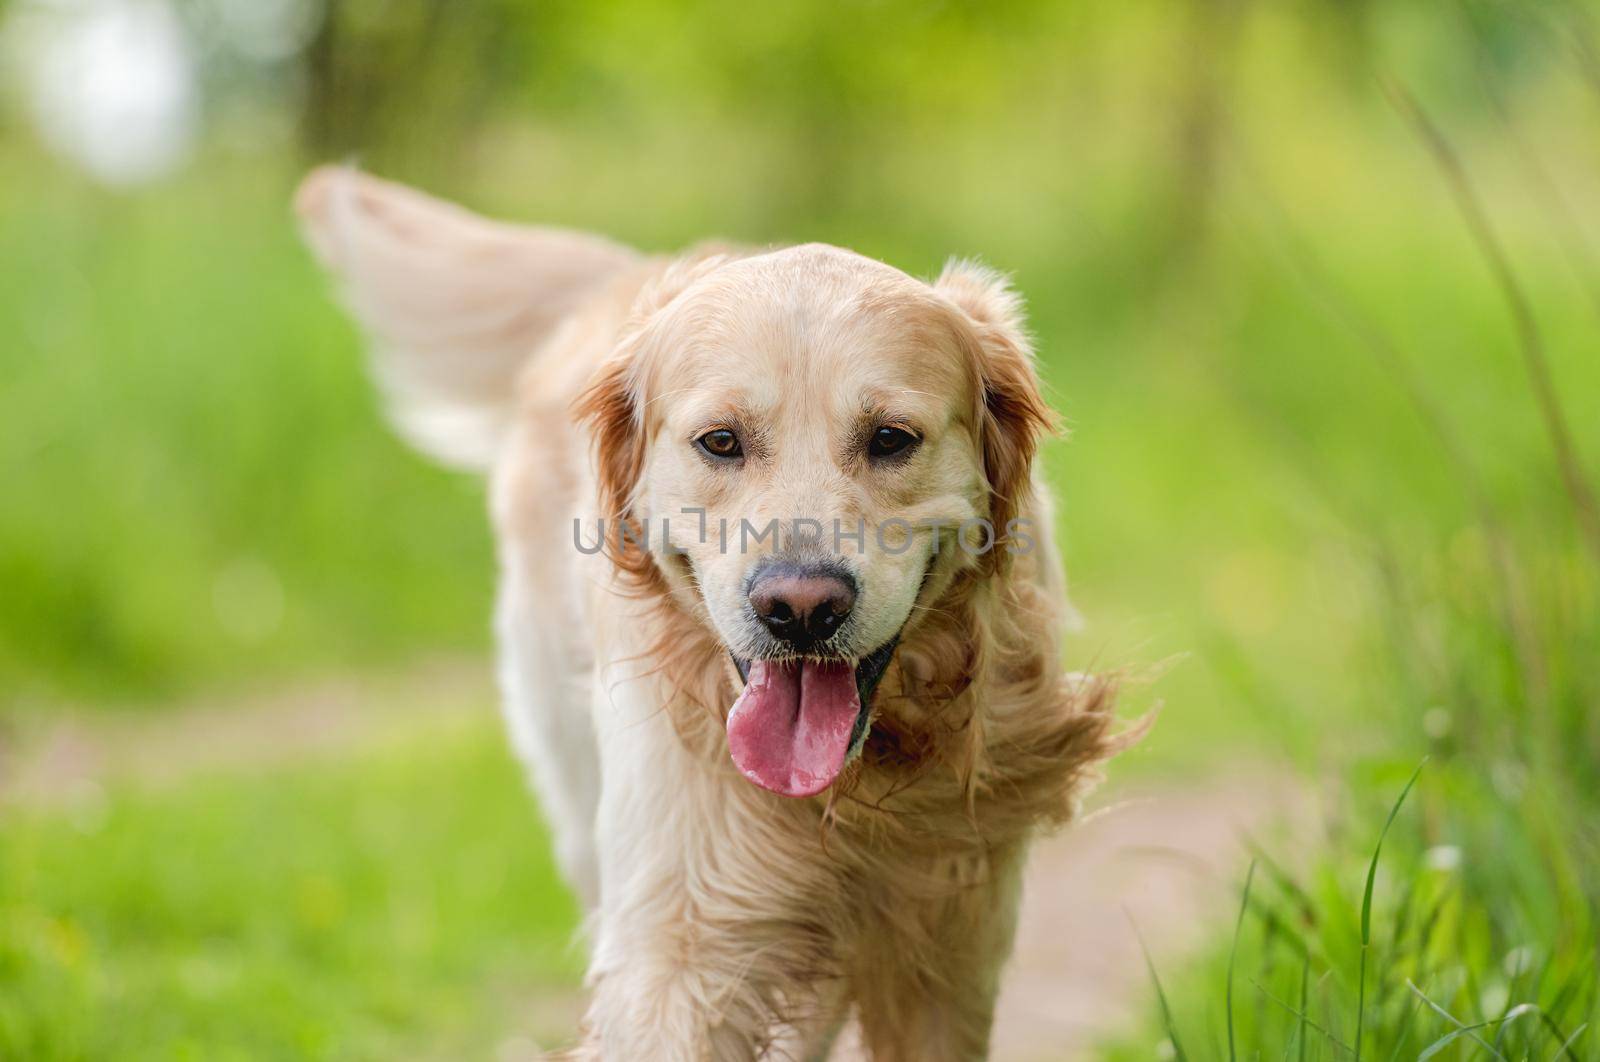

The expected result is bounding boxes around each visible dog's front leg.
[572,675,844,1061]
[852,847,1026,1062]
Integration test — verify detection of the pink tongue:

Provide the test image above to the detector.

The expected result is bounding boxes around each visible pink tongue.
[726,659,861,797]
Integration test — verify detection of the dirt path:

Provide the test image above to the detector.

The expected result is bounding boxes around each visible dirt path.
[0,656,493,808]
[989,772,1300,1059]
[2,664,1297,1059]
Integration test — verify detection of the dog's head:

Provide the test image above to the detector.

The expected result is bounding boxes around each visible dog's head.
[578,245,1053,796]
[295,170,1054,800]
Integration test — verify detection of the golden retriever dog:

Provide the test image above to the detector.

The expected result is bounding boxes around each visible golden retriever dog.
[296,168,1126,1061]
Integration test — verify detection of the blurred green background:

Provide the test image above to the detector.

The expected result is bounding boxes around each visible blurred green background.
[2,0,1598,1057]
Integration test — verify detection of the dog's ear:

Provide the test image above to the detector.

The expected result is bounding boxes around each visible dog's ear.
[936,259,1057,552]
[572,250,737,581]
[295,166,637,471]
[572,351,645,546]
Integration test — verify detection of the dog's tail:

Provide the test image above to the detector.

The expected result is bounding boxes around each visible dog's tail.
[295,166,640,470]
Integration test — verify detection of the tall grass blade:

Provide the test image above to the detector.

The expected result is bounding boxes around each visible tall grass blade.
[1457,5,1600,328]
[1386,80,1600,565]
[1418,1020,1505,1061]
[1238,147,1545,702]
[1549,1022,1588,1062]
[1406,980,1509,1061]
[1228,860,1257,1062]
[1492,1002,1540,1052]
[1252,978,1355,1057]
[1385,996,1426,1062]
[1246,893,1313,963]
[1361,761,1426,942]
[1298,954,1309,1062]
[1131,911,1190,1062]
[1356,760,1426,1060]
[1247,837,1318,928]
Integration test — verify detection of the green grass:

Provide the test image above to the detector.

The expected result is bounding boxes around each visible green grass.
[1108,760,1599,1060]
[0,150,493,705]
[1105,481,1600,1058]
[0,716,583,1059]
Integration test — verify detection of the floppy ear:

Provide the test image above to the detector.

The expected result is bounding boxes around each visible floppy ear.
[936,259,1058,553]
[571,249,739,583]
[294,166,639,470]
[572,352,646,549]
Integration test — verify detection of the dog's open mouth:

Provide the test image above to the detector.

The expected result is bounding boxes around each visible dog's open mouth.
[726,639,898,798]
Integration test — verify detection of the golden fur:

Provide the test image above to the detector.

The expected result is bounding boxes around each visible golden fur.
[296,167,1131,1061]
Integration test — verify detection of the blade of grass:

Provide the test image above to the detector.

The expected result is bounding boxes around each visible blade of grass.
[1413,888,1451,958]
[1356,760,1426,1061]
[1406,980,1509,1061]
[1252,978,1355,1057]
[1247,836,1318,929]
[1298,953,1310,1062]
[1386,871,1418,952]
[1385,996,1426,1062]
[1235,143,1546,708]
[1544,948,1597,1037]
[1548,1022,1588,1062]
[1130,909,1190,1062]
[1244,889,1319,966]
[1456,0,1600,329]
[1418,1019,1506,1061]
[1228,860,1258,1062]
[1386,80,1600,566]
[1491,1003,1541,1053]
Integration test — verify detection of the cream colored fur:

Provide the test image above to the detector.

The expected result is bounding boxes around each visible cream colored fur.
[296,167,1127,1061]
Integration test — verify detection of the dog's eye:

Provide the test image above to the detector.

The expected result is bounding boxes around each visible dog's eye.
[697,429,743,459]
[868,426,918,459]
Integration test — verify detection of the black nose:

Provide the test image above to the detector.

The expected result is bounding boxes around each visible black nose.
[748,564,856,650]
